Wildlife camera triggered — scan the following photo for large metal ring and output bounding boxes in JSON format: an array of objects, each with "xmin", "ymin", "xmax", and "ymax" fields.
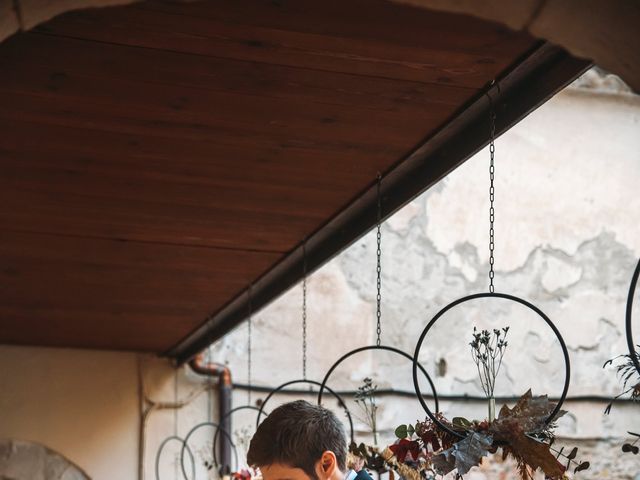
[
  {"xmin": 256, "ymin": 379, "xmax": 355, "ymax": 445},
  {"xmin": 212, "ymin": 405, "xmax": 267, "ymax": 470},
  {"xmin": 626, "ymin": 259, "xmax": 640, "ymax": 374},
  {"xmin": 180, "ymin": 422, "xmax": 238, "ymax": 480},
  {"xmin": 156, "ymin": 435, "xmax": 195, "ymax": 480},
  {"xmin": 412, "ymin": 292, "xmax": 570, "ymax": 439},
  {"xmin": 317, "ymin": 344, "xmax": 440, "ymax": 414}
]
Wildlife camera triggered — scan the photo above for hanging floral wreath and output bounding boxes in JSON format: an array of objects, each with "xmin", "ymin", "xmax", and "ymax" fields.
[{"xmin": 388, "ymin": 327, "xmax": 590, "ymax": 480}]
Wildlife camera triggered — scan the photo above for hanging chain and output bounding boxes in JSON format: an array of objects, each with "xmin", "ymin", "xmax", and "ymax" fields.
[
  {"xmin": 174, "ymin": 368, "xmax": 179, "ymax": 479},
  {"xmin": 376, "ymin": 174, "xmax": 382, "ymax": 347},
  {"xmin": 302, "ymin": 243, "xmax": 308, "ymax": 380},
  {"xmin": 173, "ymin": 369, "xmax": 179, "ymax": 435},
  {"xmin": 488, "ymin": 90, "xmax": 497, "ymax": 293},
  {"xmin": 206, "ymin": 345, "xmax": 212, "ymax": 422},
  {"xmin": 247, "ymin": 285, "xmax": 253, "ymax": 405}
]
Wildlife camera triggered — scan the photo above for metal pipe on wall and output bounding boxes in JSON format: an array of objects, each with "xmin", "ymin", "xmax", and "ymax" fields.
[{"xmin": 189, "ymin": 354, "xmax": 233, "ymax": 475}]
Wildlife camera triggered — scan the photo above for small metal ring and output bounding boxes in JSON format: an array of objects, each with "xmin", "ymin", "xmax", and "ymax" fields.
[
  {"xmin": 156, "ymin": 435, "xmax": 195, "ymax": 480},
  {"xmin": 412, "ymin": 292, "xmax": 570, "ymax": 439},
  {"xmin": 256, "ymin": 379, "xmax": 355, "ymax": 445},
  {"xmin": 626, "ymin": 259, "xmax": 640, "ymax": 374},
  {"xmin": 317, "ymin": 345, "xmax": 440, "ymax": 415},
  {"xmin": 180, "ymin": 422, "xmax": 238, "ymax": 480},
  {"xmin": 212, "ymin": 405, "xmax": 267, "ymax": 470}
]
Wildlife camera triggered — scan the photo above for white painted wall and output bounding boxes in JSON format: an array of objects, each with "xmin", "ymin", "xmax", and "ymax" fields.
[
  {"xmin": 0, "ymin": 346, "xmax": 220, "ymax": 480},
  {"xmin": 0, "ymin": 346, "xmax": 140, "ymax": 479}
]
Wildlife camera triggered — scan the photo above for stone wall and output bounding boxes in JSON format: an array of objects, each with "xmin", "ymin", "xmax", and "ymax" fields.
[{"xmin": 210, "ymin": 70, "xmax": 640, "ymax": 479}]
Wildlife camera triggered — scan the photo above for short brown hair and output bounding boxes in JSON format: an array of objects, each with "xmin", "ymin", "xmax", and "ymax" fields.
[{"xmin": 247, "ymin": 400, "xmax": 347, "ymax": 478}]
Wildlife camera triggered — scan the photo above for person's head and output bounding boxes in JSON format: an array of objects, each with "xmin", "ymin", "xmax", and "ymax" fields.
[{"xmin": 247, "ymin": 400, "xmax": 347, "ymax": 480}]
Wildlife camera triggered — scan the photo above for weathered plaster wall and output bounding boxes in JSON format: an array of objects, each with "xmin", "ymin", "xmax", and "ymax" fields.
[{"xmin": 211, "ymin": 71, "xmax": 640, "ymax": 479}]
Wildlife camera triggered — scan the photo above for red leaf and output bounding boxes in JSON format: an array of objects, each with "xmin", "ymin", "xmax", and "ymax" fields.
[{"xmin": 389, "ymin": 439, "xmax": 421, "ymax": 461}]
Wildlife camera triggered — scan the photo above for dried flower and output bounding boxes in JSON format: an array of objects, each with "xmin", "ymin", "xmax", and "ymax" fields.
[
  {"xmin": 470, "ymin": 326, "xmax": 509, "ymax": 399},
  {"xmin": 354, "ymin": 377, "xmax": 379, "ymax": 445}
]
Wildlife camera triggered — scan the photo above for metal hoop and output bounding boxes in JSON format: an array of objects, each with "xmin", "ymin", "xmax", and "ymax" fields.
[
  {"xmin": 180, "ymin": 422, "xmax": 239, "ymax": 480},
  {"xmin": 626, "ymin": 259, "xmax": 640, "ymax": 374},
  {"xmin": 412, "ymin": 292, "xmax": 570, "ymax": 439},
  {"xmin": 256, "ymin": 379, "xmax": 355, "ymax": 445},
  {"xmin": 317, "ymin": 345, "xmax": 440, "ymax": 414},
  {"xmin": 155, "ymin": 435, "xmax": 195, "ymax": 480},
  {"xmin": 212, "ymin": 406, "xmax": 267, "ymax": 470}
]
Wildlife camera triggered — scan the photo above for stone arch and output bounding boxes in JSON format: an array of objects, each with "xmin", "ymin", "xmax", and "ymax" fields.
[{"xmin": 0, "ymin": 439, "xmax": 90, "ymax": 480}]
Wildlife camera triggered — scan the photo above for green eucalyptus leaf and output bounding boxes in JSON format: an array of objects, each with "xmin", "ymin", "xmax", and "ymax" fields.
[{"xmin": 394, "ymin": 424, "xmax": 408, "ymax": 439}]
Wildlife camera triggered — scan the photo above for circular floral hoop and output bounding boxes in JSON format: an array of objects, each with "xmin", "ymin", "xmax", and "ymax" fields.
[
  {"xmin": 180, "ymin": 422, "xmax": 238, "ymax": 480},
  {"xmin": 412, "ymin": 292, "xmax": 570, "ymax": 439},
  {"xmin": 155, "ymin": 435, "xmax": 195, "ymax": 480},
  {"xmin": 211, "ymin": 405, "xmax": 267, "ymax": 470},
  {"xmin": 626, "ymin": 259, "xmax": 640, "ymax": 375},
  {"xmin": 317, "ymin": 345, "xmax": 440, "ymax": 413},
  {"xmin": 256, "ymin": 379, "xmax": 355, "ymax": 444}
]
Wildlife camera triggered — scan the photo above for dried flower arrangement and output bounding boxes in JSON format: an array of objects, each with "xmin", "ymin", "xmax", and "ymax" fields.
[{"xmin": 386, "ymin": 327, "xmax": 590, "ymax": 479}]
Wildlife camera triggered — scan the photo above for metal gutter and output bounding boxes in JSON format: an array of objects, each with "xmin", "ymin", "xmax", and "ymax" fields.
[{"xmin": 166, "ymin": 41, "xmax": 591, "ymax": 365}]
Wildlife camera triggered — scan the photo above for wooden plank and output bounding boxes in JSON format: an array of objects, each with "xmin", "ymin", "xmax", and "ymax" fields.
[
  {"xmin": 0, "ymin": 230, "xmax": 282, "ymax": 351},
  {"xmin": 0, "ymin": 33, "xmax": 476, "ymax": 112},
  {"xmin": 34, "ymin": 2, "xmax": 536, "ymax": 86},
  {"xmin": 0, "ymin": 115, "xmax": 406, "ymax": 251},
  {"xmin": 0, "ymin": 118, "xmax": 392, "ymax": 185},
  {"xmin": 0, "ymin": 87, "xmax": 434, "ymax": 154}
]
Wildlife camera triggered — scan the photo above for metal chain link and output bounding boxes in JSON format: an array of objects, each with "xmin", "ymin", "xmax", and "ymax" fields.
[
  {"xmin": 302, "ymin": 243, "xmax": 308, "ymax": 379},
  {"xmin": 247, "ymin": 285, "xmax": 252, "ymax": 405},
  {"xmin": 488, "ymin": 92, "xmax": 497, "ymax": 293},
  {"xmin": 376, "ymin": 174, "xmax": 382, "ymax": 346},
  {"xmin": 173, "ymin": 369, "xmax": 179, "ymax": 435},
  {"xmin": 207, "ymin": 345, "xmax": 213, "ymax": 422}
]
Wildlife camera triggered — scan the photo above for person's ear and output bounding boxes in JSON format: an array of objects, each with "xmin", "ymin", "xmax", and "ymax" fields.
[{"xmin": 315, "ymin": 451, "xmax": 338, "ymax": 480}]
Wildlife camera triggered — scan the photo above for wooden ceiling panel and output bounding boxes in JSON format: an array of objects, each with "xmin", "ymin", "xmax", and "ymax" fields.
[
  {"xmin": 33, "ymin": 1, "xmax": 532, "ymax": 87},
  {"xmin": 0, "ymin": 0, "xmax": 548, "ymax": 353},
  {"xmin": 0, "ymin": 231, "xmax": 281, "ymax": 351},
  {"xmin": 0, "ymin": 118, "xmax": 402, "ymax": 251},
  {"xmin": 0, "ymin": 34, "xmax": 473, "ymax": 111}
]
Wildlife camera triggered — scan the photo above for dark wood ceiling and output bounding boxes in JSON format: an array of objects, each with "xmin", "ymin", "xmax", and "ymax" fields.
[{"xmin": 0, "ymin": 0, "xmax": 543, "ymax": 353}]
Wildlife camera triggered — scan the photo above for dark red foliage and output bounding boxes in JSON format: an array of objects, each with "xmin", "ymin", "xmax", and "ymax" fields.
[
  {"xmin": 389, "ymin": 439, "xmax": 421, "ymax": 461},
  {"xmin": 419, "ymin": 430, "xmax": 441, "ymax": 452}
]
